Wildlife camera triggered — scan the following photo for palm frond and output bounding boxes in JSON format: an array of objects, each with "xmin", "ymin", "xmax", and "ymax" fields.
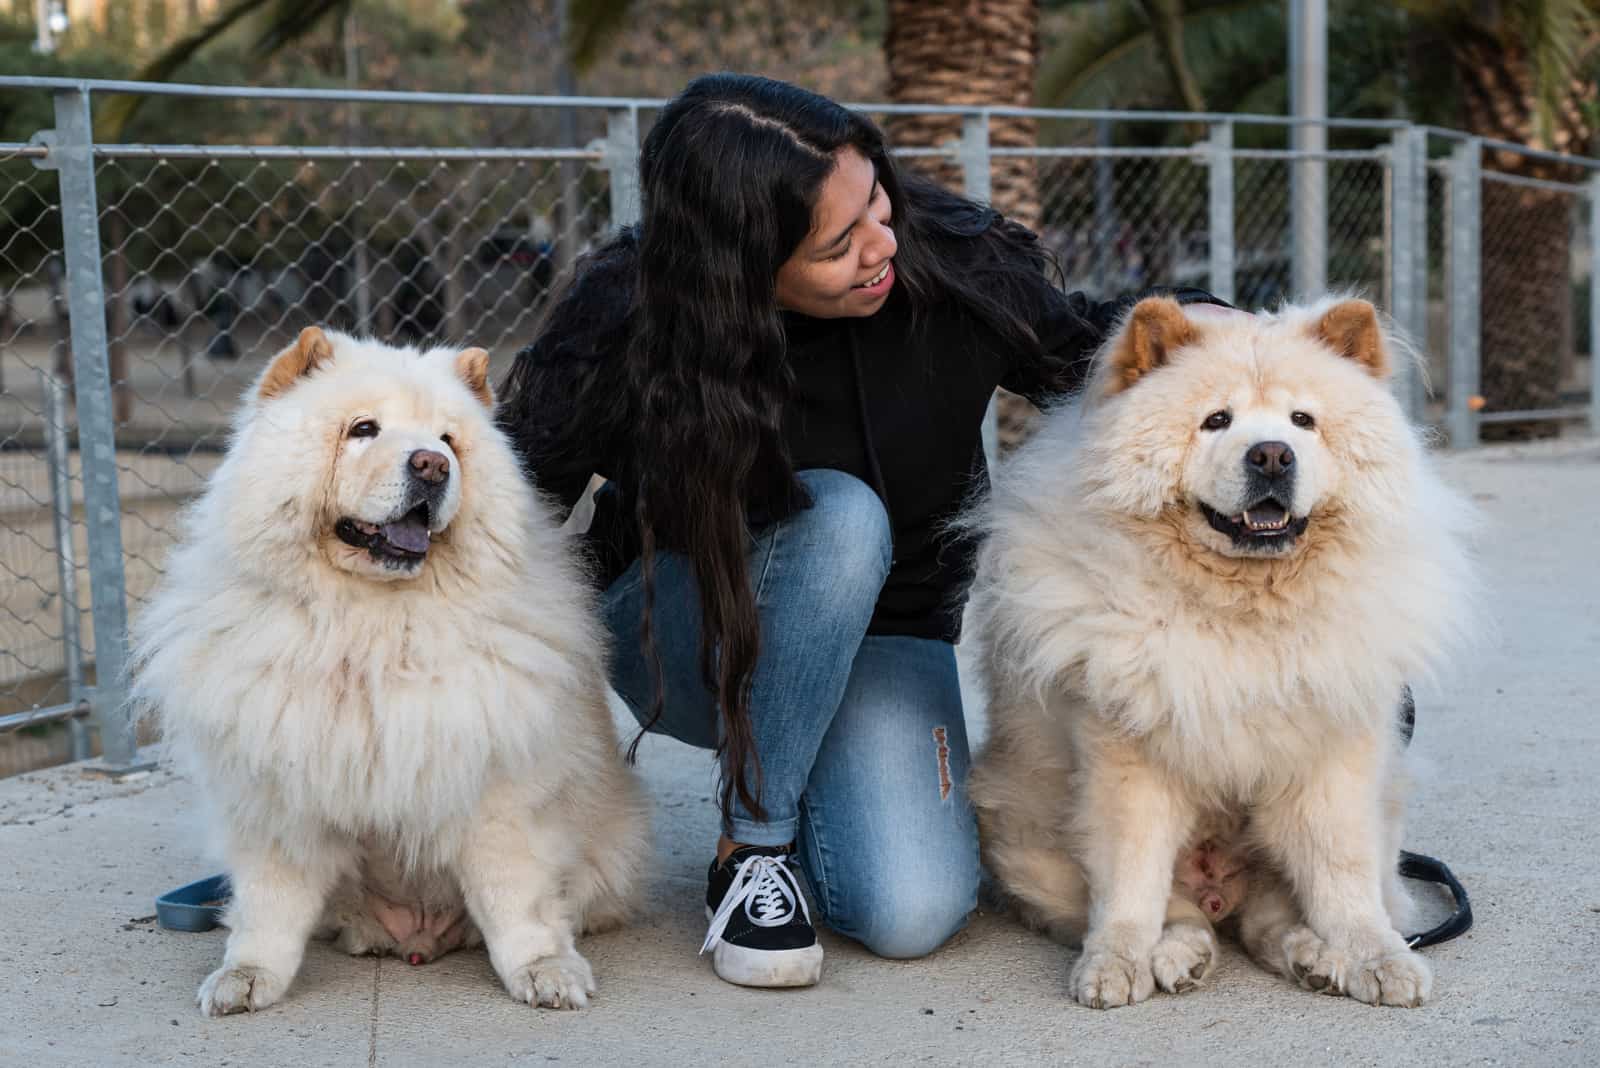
[
  {"xmin": 1508, "ymin": 0, "xmax": 1600, "ymax": 143},
  {"xmin": 1038, "ymin": 0, "xmax": 1160, "ymax": 108},
  {"xmin": 1039, "ymin": 0, "xmax": 1274, "ymax": 112}
]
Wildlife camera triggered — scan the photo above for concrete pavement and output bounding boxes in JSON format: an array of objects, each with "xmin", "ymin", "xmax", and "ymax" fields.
[{"xmin": 2, "ymin": 437, "xmax": 1597, "ymax": 1066}]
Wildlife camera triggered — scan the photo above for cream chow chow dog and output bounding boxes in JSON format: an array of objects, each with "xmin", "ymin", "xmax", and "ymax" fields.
[
  {"xmin": 131, "ymin": 327, "xmax": 647, "ymax": 1015},
  {"xmin": 967, "ymin": 297, "xmax": 1474, "ymax": 1009}
]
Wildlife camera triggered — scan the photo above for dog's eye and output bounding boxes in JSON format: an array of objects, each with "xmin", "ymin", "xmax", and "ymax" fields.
[
  {"xmin": 1201, "ymin": 410, "xmax": 1232, "ymax": 431},
  {"xmin": 1290, "ymin": 411, "xmax": 1316, "ymax": 429},
  {"xmin": 349, "ymin": 419, "xmax": 380, "ymax": 439}
]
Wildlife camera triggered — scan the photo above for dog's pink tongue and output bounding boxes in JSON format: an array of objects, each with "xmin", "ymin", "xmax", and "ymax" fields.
[{"xmin": 381, "ymin": 516, "xmax": 430, "ymax": 554}]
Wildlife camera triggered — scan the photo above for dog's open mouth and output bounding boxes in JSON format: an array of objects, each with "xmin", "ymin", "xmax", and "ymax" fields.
[
  {"xmin": 1199, "ymin": 497, "xmax": 1310, "ymax": 549},
  {"xmin": 335, "ymin": 503, "xmax": 434, "ymax": 567}
]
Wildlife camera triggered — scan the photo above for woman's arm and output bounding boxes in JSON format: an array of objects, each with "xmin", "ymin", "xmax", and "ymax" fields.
[
  {"xmin": 1001, "ymin": 281, "xmax": 1229, "ymax": 408},
  {"xmin": 496, "ymin": 237, "xmax": 638, "ymax": 517},
  {"xmin": 499, "ymin": 335, "xmax": 606, "ymax": 516}
]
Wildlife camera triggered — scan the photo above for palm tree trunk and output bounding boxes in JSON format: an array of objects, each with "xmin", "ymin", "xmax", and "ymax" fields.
[
  {"xmin": 885, "ymin": 0, "xmax": 1041, "ymax": 449},
  {"xmin": 884, "ymin": 0, "xmax": 1041, "ymax": 228}
]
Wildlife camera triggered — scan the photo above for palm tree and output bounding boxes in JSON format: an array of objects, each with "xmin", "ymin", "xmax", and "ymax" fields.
[
  {"xmin": 1041, "ymin": 0, "xmax": 1600, "ymax": 438},
  {"xmin": 883, "ymin": 0, "xmax": 1042, "ymax": 227},
  {"xmin": 881, "ymin": 1, "xmax": 1045, "ymax": 448}
]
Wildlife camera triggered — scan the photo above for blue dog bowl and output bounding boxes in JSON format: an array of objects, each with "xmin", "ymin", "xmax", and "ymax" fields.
[{"xmin": 156, "ymin": 874, "xmax": 230, "ymax": 932}]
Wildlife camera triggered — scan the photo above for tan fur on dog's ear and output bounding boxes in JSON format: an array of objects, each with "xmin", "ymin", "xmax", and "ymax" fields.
[
  {"xmin": 1104, "ymin": 297, "xmax": 1198, "ymax": 395},
  {"xmin": 259, "ymin": 326, "xmax": 334, "ymax": 399},
  {"xmin": 455, "ymin": 347, "xmax": 493, "ymax": 409},
  {"xmin": 1315, "ymin": 299, "xmax": 1389, "ymax": 378}
]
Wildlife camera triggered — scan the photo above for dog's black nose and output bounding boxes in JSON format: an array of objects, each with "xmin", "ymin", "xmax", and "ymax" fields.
[
  {"xmin": 1246, "ymin": 441, "xmax": 1294, "ymax": 478},
  {"xmin": 409, "ymin": 449, "xmax": 450, "ymax": 485}
]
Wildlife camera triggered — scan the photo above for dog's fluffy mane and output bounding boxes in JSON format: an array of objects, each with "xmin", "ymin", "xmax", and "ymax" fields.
[
  {"xmin": 963, "ymin": 299, "xmax": 1477, "ymax": 792},
  {"xmin": 128, "ymin": 333, "xmax": 609, "ymax": 872}
]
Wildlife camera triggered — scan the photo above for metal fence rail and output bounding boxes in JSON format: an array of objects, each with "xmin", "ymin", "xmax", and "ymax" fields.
[{"xmin": 0, "ymin": 77, "xmax": 1595, "ymax": 777}]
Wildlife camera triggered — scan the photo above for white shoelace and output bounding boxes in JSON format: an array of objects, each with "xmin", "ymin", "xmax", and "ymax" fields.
[{"xmin": 700, "ymin": 852, "xmax": 811, "ymax": 955}]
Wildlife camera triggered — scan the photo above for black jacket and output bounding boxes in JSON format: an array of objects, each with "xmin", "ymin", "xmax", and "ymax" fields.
[{"xmin": 504, "ymin": 236, "xmax": 1219, "ymax": 643}]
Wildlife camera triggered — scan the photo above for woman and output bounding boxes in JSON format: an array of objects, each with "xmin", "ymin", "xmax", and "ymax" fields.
[{"xmin": 499, "ymin": 73, "xmax": 1224, "ymax": 989}]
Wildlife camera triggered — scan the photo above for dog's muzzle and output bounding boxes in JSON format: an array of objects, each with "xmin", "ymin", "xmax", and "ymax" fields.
[
  {"xmin": 335, "ymin": 451, "xmax": 454, "ymax": 568},
  {"xmin": 1197, "ymin": 440, "xmax": 1309, "ymax": 551},
  {"xmin": 335, "ymin": 500, "xmax": 435, "ymax": 567}
]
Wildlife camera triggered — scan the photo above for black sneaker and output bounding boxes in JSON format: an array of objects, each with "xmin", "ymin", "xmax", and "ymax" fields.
[{"xmin": 701, "ymin": 844, "xmax": 823, "ymax": 988}]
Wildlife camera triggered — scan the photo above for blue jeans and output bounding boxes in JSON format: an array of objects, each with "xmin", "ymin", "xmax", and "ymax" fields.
[{"xmin": 603, "ymin": 469, "xmax": 980, "ymax": 959}]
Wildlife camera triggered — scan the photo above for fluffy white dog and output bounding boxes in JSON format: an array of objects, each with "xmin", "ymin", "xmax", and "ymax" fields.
[
  {"xmin": 132, "ymin": 327, "xmax": 647, "ymax": 1014},
  {"xmin": 968, "ymin": 298, "xmax": 1475, "ymax": 1009}
]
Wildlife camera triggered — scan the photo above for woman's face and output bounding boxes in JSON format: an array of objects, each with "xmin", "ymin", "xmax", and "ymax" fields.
[{"xmin": 774, "ymin": 147, "xmax": 898, "ymax": 319}]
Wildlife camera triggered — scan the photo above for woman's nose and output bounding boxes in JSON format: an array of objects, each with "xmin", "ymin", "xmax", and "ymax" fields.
[{"xmin": 862, "ymin": 222, "xmax": 897, "ymax": 266}]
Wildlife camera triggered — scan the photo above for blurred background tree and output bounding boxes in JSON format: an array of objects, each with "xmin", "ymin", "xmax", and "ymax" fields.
[
  {"xmin": 7, "ymin": 0, "xmax": 1596, "ymax": 435},
  {"xmin": 1040, "ymin": 0, "xmax": 1600, "ymax": 436}
]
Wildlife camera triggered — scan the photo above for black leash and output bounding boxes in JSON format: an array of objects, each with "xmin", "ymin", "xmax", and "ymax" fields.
[
  {"xmin": 1397, "ymin": 849, "xmax": 1473, "ymax": 949},
  {"xmin": 1395, "ymin": 685, "xmax": 1473, "ymax": 950}
]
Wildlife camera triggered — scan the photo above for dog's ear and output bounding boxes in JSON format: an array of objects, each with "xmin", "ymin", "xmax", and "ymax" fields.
[
  {"xmin": 455, "ymin": 347, "xmax": 493, "ymax": 409},
  {"xmin": 1314, "ymin": 299, "xmax": 1388, "ymax": 378},
  {"xmin": 1103, "ymin": 297, "xmax": 1197, "ymax": 395},
  {"xmin": 259, "ymin": 326, "xmax": 334, "ymax": 399}
]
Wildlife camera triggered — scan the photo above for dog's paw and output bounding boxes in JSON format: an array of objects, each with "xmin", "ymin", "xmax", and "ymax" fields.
[
  {"xmin": 1151, "ymin": 922, "xmax": 1216, "ymax": 994},
  {"xmin": 504, "ymin": 952, "xmax": 596, "ymax": 1010},
  {"xmin": 1071, "ymin": 948, "xmax": 1155, "ymax": 1009},
  {"xmin": 1344, "ymin": 949, "xmax": 1432, "ymax": 1008},
  {"xmin": 1281, "ymin": 927, "xmax": 1430, "ymax": 1007},
  {"xmin": 197, "ymin": 964, "xmax": 289, "ymax": 1016},
  {"xmin": 1282, "ymin": 926, "xmax": 1350, "ymax": 995},
  {"xmin": 333, "ymin": 921, "xmax": 387, "ymax": 958}
]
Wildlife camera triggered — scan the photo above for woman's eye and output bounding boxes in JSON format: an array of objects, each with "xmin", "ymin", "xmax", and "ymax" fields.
[
  {"xmin": 1291, "ymin": 411, "xmax": 1316, "ymax": 429},
  {"xmin": 823, "ymin": 240, "xmax": 851, "ymax": 262},
  {"xmin": 349, "ymin": 419, "xmax": 380, "ymax": 438},
  {"xmin": 1201, "ymin": 410, "xmax": 1232, "ymax": 431}
]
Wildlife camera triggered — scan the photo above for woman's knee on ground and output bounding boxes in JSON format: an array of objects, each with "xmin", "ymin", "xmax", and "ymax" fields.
[
  {"xmin": 787, "ymin": 469, "xmax": 893, "ymax": 592},
  {"xmin": 828, "ymin": 871, "xmax": 977, "ymax": 960}
]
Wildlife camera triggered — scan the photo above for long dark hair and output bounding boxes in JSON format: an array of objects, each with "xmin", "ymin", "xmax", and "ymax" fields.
[{"xmin": 501, "ymin": 73, "xmax": 1060, "ymax": 826}]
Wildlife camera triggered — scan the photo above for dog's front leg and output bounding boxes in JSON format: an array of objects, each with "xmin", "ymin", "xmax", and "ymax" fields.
[
  {"xmin": 457, "ymin": 784, "xmax": 594, "ymax": 1010},
  {"xmin": 1254, "ymin": 743, "xmax": 1431, "ymax": 1007},
  {"xmin": 1070, "ymin": 730, "xmax": 1194, "ymax": 1009},
  {"xmin": 199, "ymin": 837, "xmax": 341, "ymax": 1016}
]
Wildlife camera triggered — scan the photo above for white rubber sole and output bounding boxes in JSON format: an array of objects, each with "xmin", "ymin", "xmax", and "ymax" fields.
[{"xmin": 703, "ymin": 905, "xmax": 824, "ymax": 988}]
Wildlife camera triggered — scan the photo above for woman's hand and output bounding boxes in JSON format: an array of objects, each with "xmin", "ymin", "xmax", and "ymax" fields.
[{"xmin": 1183, "ymin": 302, "xmax": 1254, "ymax": 323}]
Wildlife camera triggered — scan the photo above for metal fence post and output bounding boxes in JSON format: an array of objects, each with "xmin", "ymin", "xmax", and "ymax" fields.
[
  {"xmin": 963, "ymin": 111, "xmax": 996, "ymax": 467},
  {"xmin": 1409, "ymin": 130, "xmax": 1429, "ymax": 356},
  {"xmin": 604, "ymin": 105, "xmax": 640, "ymax": 230},
  {"xmin": 1093, "ymin": 117, "xmax": 1115, "ymax": 295},
  {"xmin": 37, "ymin": 87, "xmax": 147, "ymax": 774},
  {"xmin": 1290, "ymin": 2, "xmax": 1328, "ymax": 299},
  {"xmin": 1590, "ymin": 174, "xmax": 1600, "ymax": 436},
  {"xmin": 959, "ymin": 111, "xmax": 991, "ymax": 206},
  {"xmin": 42, "ymin": 369, "xmax": 89, "ymax": 763},
  {"xmin": 1207, "ymin": 121, "xmax": 1236, "ymax": 306},
  {"xmin": 1387, "ymin": 125, "xmax": 1424, "ymax": 421},
  {"xmin": 1446, "ymin": 138, "xmax": 1482, "ymax": 448}
]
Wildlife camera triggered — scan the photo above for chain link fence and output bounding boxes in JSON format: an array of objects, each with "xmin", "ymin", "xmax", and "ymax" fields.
[
  {"xmin": 0, "ymin": 140, "xmax": 93, "ymax": 771},
  {"xmin": 90, "ymin": 148, "xmax": 613, "ymax": 628},
  {"xmin": 0, "ymin": 79, "xmax": 1595, "ymax": 778}
]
